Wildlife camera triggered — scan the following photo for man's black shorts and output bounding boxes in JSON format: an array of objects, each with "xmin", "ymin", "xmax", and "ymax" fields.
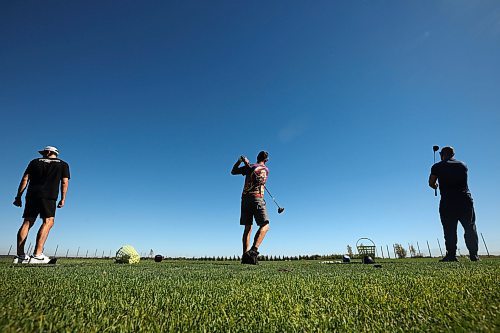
[
  {"xmin": 23, "ymin": 197, "xmax": 57, "ymax": 219},
  {"xmin": 240, "ymin": 196, "xmax": 269, "ymax": 226}
]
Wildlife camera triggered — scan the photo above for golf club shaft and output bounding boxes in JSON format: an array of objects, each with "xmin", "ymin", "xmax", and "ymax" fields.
[
  {"xmin": 265, "ymin": 186, "xmax": 281, "ymax": 209},
  {"xmin": 433, "ymin": 150, "xmax": 437, "ymax": 196}
]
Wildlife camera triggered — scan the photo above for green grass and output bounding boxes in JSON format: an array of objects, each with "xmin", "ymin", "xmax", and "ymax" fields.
[{"xmin": 1, "ymin": 258, "xmax": 499, "ymax": 332}]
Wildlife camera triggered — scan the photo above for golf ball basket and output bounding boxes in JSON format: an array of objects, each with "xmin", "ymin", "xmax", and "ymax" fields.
[
  {"xmin": 356, "ymin": 238, "xmax": 376, "ymax": 261},
  {"xmin": 115, "ymin": 245, "xmax": 140, "ymax": 264}
]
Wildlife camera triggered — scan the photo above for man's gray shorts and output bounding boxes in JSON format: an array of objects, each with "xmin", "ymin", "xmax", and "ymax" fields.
[{"xmin": 240, "ymin": 196, "xmax": 269, "ymax": 226}]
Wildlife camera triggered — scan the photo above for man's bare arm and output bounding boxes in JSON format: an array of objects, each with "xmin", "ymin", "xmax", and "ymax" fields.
[
  {"xmin": 58, "ymin": 177, "xmax": 69, "ymax": 208},
  {"xmin": 231, "ymin": 156, "xmax": 249, "ymax": 175},
  {"xmin": 428, "ymin": 174, "xmax": 438, "ymax": 189},
  {"xmin": 13, "ymin": 174, "xmax": 29, "ymax": 207}
]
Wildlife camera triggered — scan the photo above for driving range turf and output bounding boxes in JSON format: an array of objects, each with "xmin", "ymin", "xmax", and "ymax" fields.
[{"xmin": 1, "ymin": 258, "xmax": 499, "ymax": 332}]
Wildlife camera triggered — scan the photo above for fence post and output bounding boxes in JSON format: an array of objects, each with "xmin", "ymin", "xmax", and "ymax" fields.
[
  {"xmin": 386, "ymin": 245, "xmax": 390, "ymax": 259},
  {"xmin": 7, "ymin": 245, "xmax": 13, "ymax": 256},
  {"xmin": 437, "ymin": 238, "xmax": 443, "ymax": 256},
  {"xmin": 480, "ymin": 233, "xmax": 490, "ymax": 256},
  {"xmin": 54, "ymin": 245, "xmax": 59, "ymax": 257},
  {"xmin": 66, "ymin": 249, "xmax": 69, "ymax": 258},
  {"xmin": 76, "ymin": 246, "xmax": 80, "ymax": 257},
  {"xmin": 416, "ymin": 242, "xmax": 421, "ymax": 256},
  {"xmin": 426, "ymin": 240, "xmax": 432, "ymax": 257}
]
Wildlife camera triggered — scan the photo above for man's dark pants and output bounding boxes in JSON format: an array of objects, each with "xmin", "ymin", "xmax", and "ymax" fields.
[{"xmin": 439, "ymin": 196, "xmax": 478, "ymax": 256}]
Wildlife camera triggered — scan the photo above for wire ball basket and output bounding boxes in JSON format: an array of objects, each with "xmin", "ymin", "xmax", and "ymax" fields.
[{"xmin": 356, "ymin": 237, "xmax": 376, "ymax": 259}]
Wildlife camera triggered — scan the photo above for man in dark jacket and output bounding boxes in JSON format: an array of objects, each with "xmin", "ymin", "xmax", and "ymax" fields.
[
  {"xmin": 429, "ymin": 146, "xmax": 479, "ymax": 262},
  {"xmin": 13, "ymin": 146, "xmax": 70, "ymax": 264}
]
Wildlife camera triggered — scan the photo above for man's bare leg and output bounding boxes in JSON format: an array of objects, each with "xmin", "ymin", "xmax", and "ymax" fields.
[
  {"xmin": 242, "ymin": 225, "xmax": 252, "ymax": 253},
  {"xmin": 17, "ymin": 219, "xmax": 35, "ymax": 255},
  {"xmin": 33, "ymin": 217, "xmax": 54, "ymax": 256},
  {"xmin": 252, "ymin": 223, "xmax": 270, "ymax": 250}
]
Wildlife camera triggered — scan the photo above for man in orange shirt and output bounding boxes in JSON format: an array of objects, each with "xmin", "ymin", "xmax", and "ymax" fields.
[{"xmin": 231, "ymin": 151, "xmax": 270, "ymax": 265}]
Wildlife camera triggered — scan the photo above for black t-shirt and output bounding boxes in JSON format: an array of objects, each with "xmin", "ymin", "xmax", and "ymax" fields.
[
  {"xmin": 431, "ymin": 159, "xmax": 471, "ymax": 200},
  {"xmin": 25, "ymin": 158, "xmax": 71, "ymax": 200}
]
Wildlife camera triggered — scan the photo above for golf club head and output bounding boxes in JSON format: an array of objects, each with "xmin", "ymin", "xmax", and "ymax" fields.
[
  {"xmin": 433, "ymin": 145, "xmax": 439, "ymax": 152},
  {"xmin": 278, "ymin": 207, "xmax": 285, "ymax": 214}
]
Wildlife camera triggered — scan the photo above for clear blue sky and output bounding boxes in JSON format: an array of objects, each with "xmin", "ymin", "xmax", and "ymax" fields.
[{"xmin": 1, "ymin": 1, "xmax": 499, "ymax": 258}]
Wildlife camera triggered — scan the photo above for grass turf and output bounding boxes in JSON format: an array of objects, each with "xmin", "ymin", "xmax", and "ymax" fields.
[{"xmin": 1, "ymin": 258, "xmax": 499, "ymax": 332}]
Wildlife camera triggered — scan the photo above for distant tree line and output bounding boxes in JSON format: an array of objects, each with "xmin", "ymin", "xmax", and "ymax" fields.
[
  {"xmin": 144, "ymin": 240, "xmax": 450, "ymax": 261},
  {"xmin": 144, "ymin": 254, "xmax": 346, "ymax": 261}
]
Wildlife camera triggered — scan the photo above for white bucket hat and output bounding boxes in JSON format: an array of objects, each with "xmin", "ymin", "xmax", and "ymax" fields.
[{"xmin": 38, "ymin": 146, "xmax": 60, "ymax": 156}]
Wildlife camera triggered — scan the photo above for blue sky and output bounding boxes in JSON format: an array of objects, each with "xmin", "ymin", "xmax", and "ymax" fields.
[{"xmin": 1, "ymin": 1, "xmax": 499, "ymax": 258}]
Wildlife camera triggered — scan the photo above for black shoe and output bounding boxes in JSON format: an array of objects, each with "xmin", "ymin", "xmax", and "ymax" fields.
[
  {"xmin": 248, "ymin": 249, "xmax": 259, "ymax": 263},
  {"xmin": 439, "ymin": 255, "xmax": 459, "ymax": 262},
  {"xmin": 241, "ymin": 252, "xmax": 251, "ymax": 264},
  {"xmin": 241, "ymin": 249, "xmax": 259, "ymax": 265},
  {"xmin": 470, "ymin": 254, "xmax": 480, "ymax": 262},
  {"xmin": 241, "ymin": 251, "xmax": 256, "ymax": 265}
]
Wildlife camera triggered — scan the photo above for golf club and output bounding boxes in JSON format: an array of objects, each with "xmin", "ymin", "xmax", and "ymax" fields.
[
  {"xmin": 433, "ymin": 145, "xmax": 439, "ymax": 196},
  {"xmin": 265, "ymin": 186, "xmax": 285, "ymax": 214},
  {"xmin": 241, "ymin": 155, "xmax": 285, "ymax": 214}
]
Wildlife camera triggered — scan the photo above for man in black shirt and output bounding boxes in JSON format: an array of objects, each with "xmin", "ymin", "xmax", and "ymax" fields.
[
  {"xmin": 429, "ymin": 146, "xmax": 479, "ymax": 262},
  {"xmin": 13, "ymin": 146, "xmax": 70, "ymax": 264}
]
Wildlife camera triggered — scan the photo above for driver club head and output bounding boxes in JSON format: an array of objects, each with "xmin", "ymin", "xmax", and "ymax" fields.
[
  {"xmin": 433, "ymin": 145, "xmax": 440, "ymax": 152},
  {"xmin": 278, "ymin": 207, "xmax": 285, "ymax": 214}
]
